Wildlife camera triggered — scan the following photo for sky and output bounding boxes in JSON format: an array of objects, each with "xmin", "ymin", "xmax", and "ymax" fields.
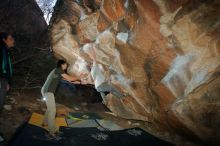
[{"xmin": 35, "ymin": 0, "xmax": 57, "ymax": 24}]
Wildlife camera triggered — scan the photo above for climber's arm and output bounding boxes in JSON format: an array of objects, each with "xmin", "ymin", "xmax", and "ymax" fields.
[
  {"xmin": 61, "ymin": 73, "xmax": 87, "ymax": 83},
  {"xmin": 61, "ymin": 73, "xmax": 80, "ymax": 82}
]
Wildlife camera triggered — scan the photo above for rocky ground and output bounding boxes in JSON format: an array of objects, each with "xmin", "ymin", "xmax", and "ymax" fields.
[{"xmin": 0, "ymin": 88, "xmax": 198, "ymax": 146}]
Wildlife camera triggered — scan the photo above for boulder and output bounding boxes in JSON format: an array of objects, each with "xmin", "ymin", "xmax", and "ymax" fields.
[
  {"xmin": 0, "ymin": 0, "xmax": 47, "ymax": 45},
  {"xmin": 50, "ymin": 0, "xmax": 220, "ymax": 144}
]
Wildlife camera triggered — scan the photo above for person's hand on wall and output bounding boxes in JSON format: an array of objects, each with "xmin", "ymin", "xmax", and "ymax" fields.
[{"xmin": 71, "ymin": 81, "xmax": 81, "ymax": 84}]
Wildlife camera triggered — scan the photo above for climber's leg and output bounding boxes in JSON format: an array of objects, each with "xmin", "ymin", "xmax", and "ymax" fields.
[{"xmin": 43, "ymin": 92, "xmax": 57, "ymax": 135}]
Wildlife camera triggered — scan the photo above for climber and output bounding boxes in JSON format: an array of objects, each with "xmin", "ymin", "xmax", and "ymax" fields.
[
  {"xmin": 0, "ymin": 32, "xmax": 14, "ymax": 111},
  {"xmin": 41, "ymin": 60, "xmax": 84, "ymax": 136}
]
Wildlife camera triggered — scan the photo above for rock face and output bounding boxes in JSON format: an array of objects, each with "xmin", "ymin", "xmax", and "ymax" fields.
[
  {"xmin": 0, "ymin": 0, "xmax": 51, "ymax": 88},
  {"xmin": 0, "ymin": 0, "xmax": 47, "ymax": 45},
  {"xmin": 50, "ymin": 0, "xmax": 220, "ymax": 144}
]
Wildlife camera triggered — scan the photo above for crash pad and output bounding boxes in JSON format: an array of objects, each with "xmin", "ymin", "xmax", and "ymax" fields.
[
  {"xmin": 28, "ymin": 112, "xmax": 67, "ymax": 130},
  {"xmin": 68, "ymin": 112, "xmax": 102, "ymax": 120},
  {"xmin": 9, "ymin": 124, "xmax": 175, "ymax": 146},
  {"xmin": 66, "ymin": 119, "xmax": 123, "ymax": 131},
  {"xmin": 67, "ymin": 112, "xmax": 123, "ymax": 131}
]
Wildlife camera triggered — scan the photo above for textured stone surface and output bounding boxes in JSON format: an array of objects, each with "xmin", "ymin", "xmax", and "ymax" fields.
[
  {"xmin": 0, "ymin": 0, "xmax": 47, "ymax": 45},
  {"xmin": 50, "ymin": 0, "xmax": 220, "ymax": 144},
  {"xmin": 0, "ymin": 0, "xmax": 51, "ymax": 88}
]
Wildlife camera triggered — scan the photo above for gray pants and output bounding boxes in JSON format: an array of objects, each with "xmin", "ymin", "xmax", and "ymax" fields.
[
  {"xmin": 43, "ymin": 92, "xmax": 57, "ymax": 134},
  {"xmin": 0, "ymin": 78, "xmax": 8, "ymax": 110}
]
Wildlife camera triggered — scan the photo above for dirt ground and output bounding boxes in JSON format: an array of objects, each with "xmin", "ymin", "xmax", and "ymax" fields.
[{"xmin": 0, "ymin": 88, "xmax": 195, "ymax": 146}]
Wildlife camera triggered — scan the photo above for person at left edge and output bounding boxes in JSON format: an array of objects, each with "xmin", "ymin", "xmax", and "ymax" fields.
[{"xmin": 0, "ymin": 32, "xmax": 14, "ymax": 111}]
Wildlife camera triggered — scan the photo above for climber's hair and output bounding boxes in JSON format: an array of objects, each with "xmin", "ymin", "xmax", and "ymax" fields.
[
  {"xmin": 57, "ymin": 60, "xmax": 66, "ymax": 68},
  {"xmin": 0, "ymin": 32, "xmax": 11, "ymax": 47}
]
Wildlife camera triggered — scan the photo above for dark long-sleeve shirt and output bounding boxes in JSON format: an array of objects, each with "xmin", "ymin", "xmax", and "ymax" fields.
[
  {"xmin": 41, "ymin": 68, "xmax": 64, "ymax": 96},
  {"xmin": 0, "ymin": 45, "xmax": 13, "ymax": 82}
]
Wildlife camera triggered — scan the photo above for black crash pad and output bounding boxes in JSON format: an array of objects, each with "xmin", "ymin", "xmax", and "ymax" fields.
[{"xmin": 9, "ymin": 124, "xmax": 175, "ymax": 146}]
